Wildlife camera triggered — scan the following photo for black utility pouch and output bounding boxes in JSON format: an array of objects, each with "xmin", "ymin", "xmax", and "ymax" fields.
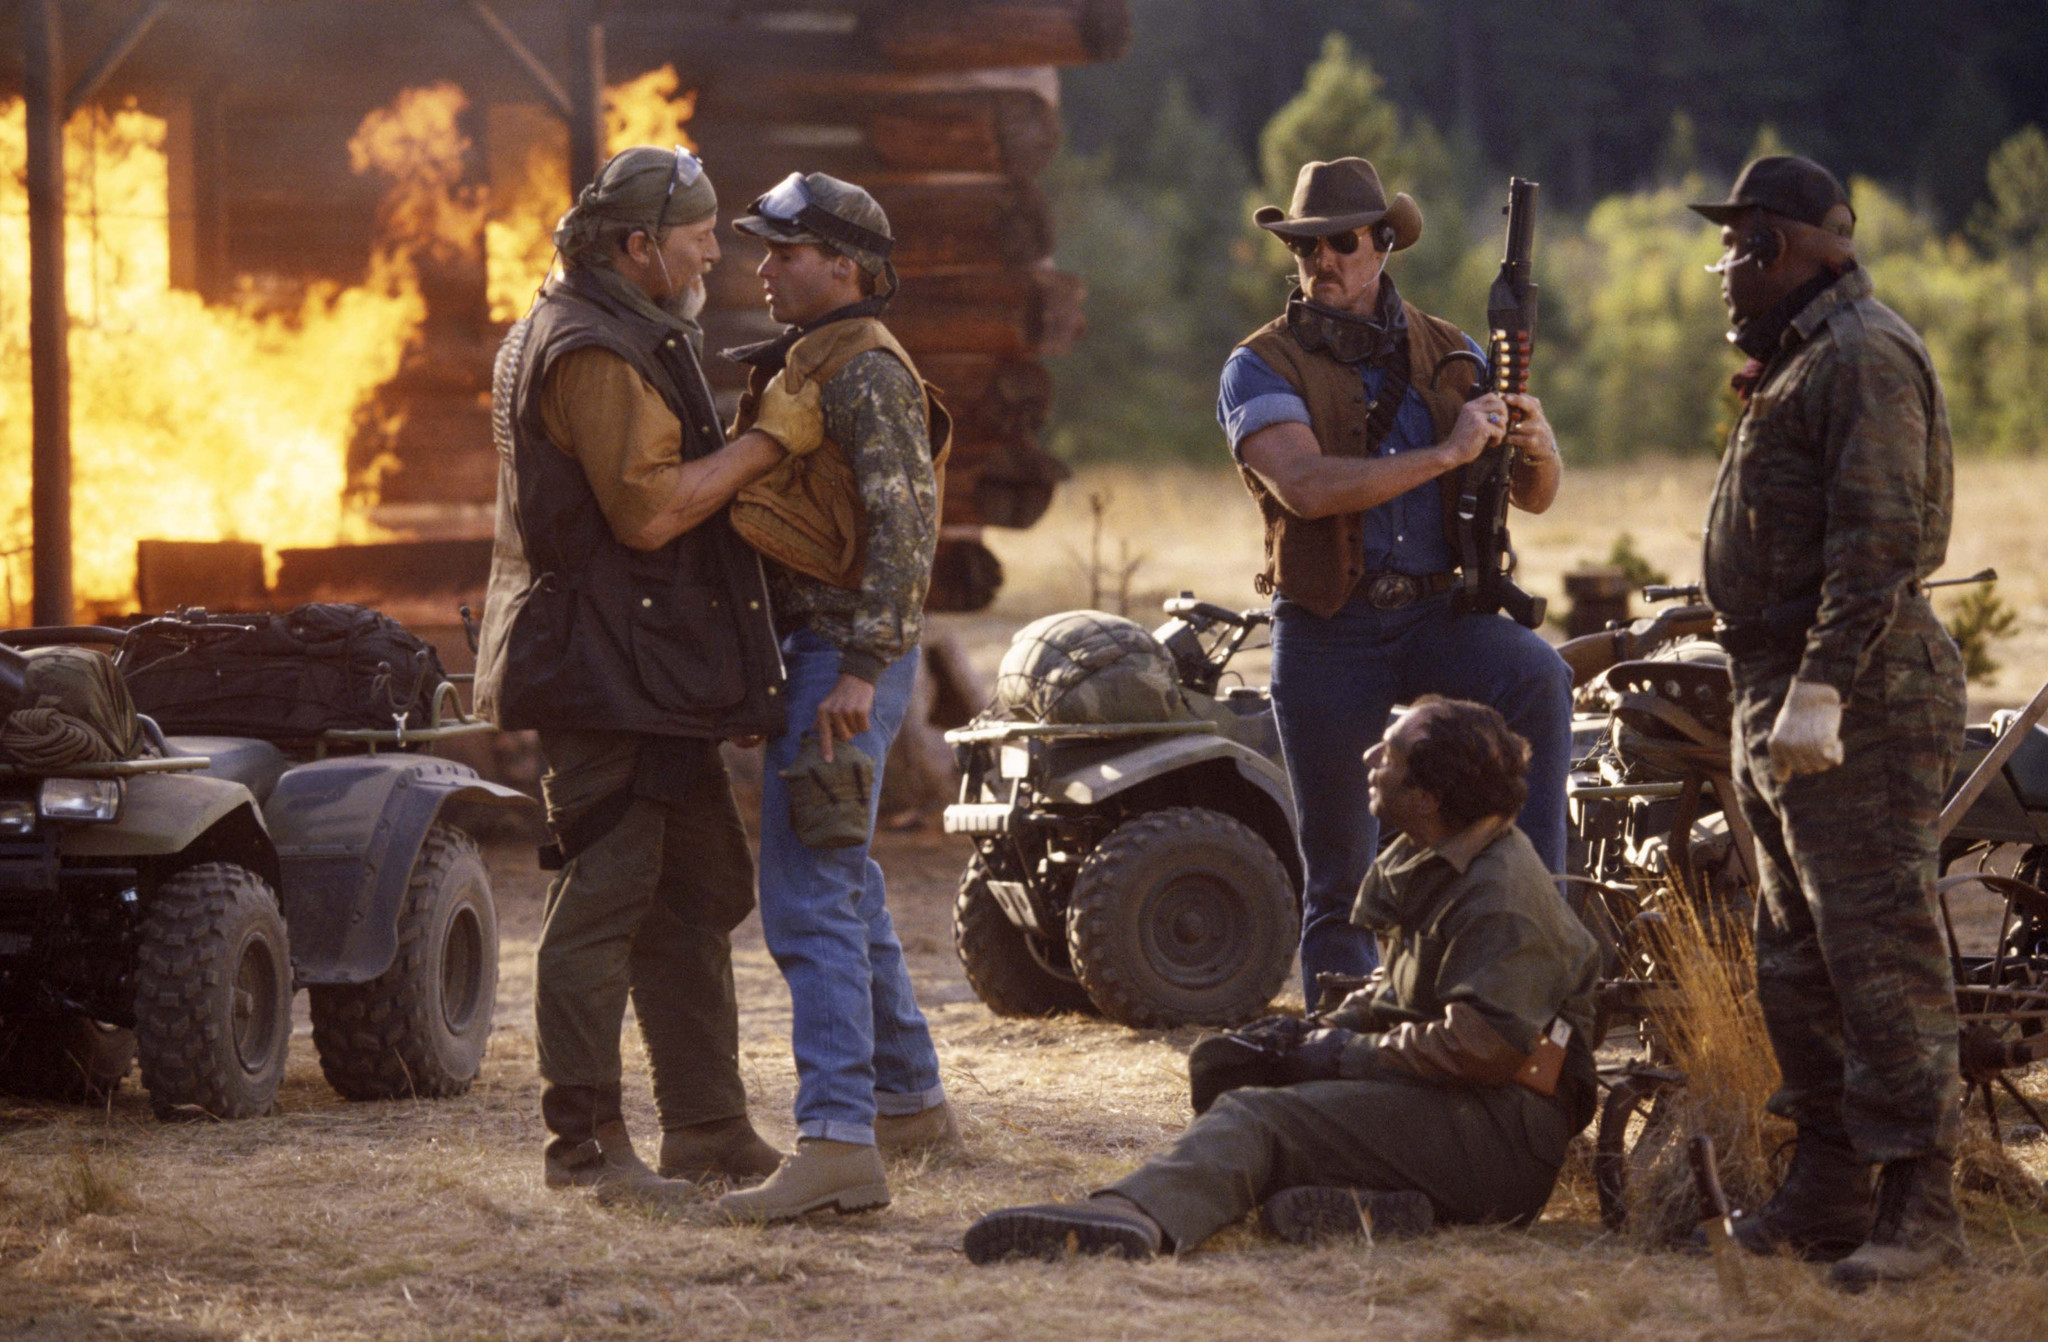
[{"xmin": 778, "ymin": 734, "xmax": 874, "ymax": 849}]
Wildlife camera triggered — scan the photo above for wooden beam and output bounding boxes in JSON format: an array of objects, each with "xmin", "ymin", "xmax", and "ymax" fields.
[
  {"xmin": 564, "ymin": 0, "xmax": 605, "ymax": 193},
  {"xmin": 24, "ymin": 0, "xmax": 72, "ymax": 625},
  {"xmin": 462, "ymin": 0, "xmax": 574, "ymax": 120},
  {"xmin": 66, "ymin": 0, "xmax": 173, "ymax": 114}
]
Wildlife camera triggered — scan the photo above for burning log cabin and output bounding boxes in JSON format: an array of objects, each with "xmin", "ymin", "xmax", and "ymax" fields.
[{"xmin": 1, "ymin": 0, "xmax": 1129, "ymax": 639}]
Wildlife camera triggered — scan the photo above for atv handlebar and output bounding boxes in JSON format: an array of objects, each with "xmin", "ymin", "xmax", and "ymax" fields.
[{"xmin": 1161, "ymin": 592, "xmax": 1270, "ymax": 631}]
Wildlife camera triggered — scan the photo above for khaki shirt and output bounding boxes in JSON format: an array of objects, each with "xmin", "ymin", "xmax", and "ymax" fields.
[
  {"xmin": 1341, "ymin": 818, "xmax": 1600, "ymax": 1075},
  {"xmin": 539, "ymin": 348, "xmax": 682, "ymax": 545}
]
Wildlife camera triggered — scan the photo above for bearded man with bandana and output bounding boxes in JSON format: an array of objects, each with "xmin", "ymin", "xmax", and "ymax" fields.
[
  {"xmin": 475, "ymin": 147, "xmax": 824, "ymax": 1207},
  {"xmin": 1218, "ymin": 157, "xmax": 1572, "ymax": 1007}
]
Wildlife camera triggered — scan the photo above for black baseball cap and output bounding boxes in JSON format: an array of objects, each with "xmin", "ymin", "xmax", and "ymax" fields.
[{"xmin": 1689, "ymin": 155, "xmax": 1854, "ymax": 230}]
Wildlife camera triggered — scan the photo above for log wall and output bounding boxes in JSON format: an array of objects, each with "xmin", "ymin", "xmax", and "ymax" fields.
[{"xmin": 2, "ymin": 0, "xmax": 1129, "ymax": 614}]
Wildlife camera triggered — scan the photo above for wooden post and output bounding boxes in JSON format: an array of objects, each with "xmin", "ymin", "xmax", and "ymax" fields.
[
  {"xmin": 24, "ymin": 0, "xmax": 72, "ymax": 626},
  {"xmin": 566, "ymin": 0, "xmax": 606, "ymax": 194}
]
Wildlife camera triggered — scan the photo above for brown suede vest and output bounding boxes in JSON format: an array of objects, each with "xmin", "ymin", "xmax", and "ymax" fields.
[
  {"xmin": 728, "ymin": 318, "xmax": 952, "ymax": 589},
  {"xmin": 1237, "ymin": 301, "xmax": 1484, "ymax": 617}
]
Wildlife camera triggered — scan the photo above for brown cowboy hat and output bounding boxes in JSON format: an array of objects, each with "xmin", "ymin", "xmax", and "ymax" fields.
[{"xmin": 1255, "ymin": 157, "xmax": 1423, "ymax": 250}]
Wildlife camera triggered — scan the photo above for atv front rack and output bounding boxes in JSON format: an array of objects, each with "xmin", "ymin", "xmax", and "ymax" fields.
[
  {"xmin": 0, "ymin": 754, "xmax": 212, "ymax": 780},
  {"xmin": 944, "ymin": 719, "xmax": 1219, "ymax": 746},
  {"xmin": 314, "ymin": 679, "xmax": 494, "ymax": 756}
]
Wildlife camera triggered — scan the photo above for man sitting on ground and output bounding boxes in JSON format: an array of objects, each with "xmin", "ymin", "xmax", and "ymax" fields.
[{"xmin": 964, "ymin": 697, "xmax": 1600, "ymax": 1261}]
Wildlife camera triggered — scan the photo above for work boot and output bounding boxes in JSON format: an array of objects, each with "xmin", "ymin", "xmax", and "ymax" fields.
[
  {"xmin": 546, "ymin": 1121, "xmax": 699, "ymax": 1211},
  {"xmin": 1258, "ymin": 1186, "xmax": 1436, "ymax": 1244},
  {"xmin": 876, "ymin": 1099, "xmax": 963, "ymax": 1156},
  {"xmin": 1829, "ymin": 1154, "xmax": 1967, "ymax": 1290},
  {"xmin": 963, "ymin": 1193, "xmax": 1163, "ymax": 1265},
  {"xmin": 713, "ymin": 1139, "xmax": 891, "ymax": 1222},
  {"xmin": 1731, "ymin": 1130, "xmax": 1874, "ymax": 1262},
  {"xmin": 658, "ymin": 1116, "xmax": 784, "ymax": 1182}
]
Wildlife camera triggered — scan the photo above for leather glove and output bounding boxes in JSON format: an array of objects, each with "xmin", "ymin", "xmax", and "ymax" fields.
[
  {"xmin": 1230, "ymin": 1014, "xmax": 1313, "ymax": 1055},
  {"xmin": 750, "ymin": 371, "xmax": 826, "ymax": 457},
  {"xmin": 1767, "ymin": 678, "xmax": 1844, "ymax": 782},
  {"xmin": 1278, "ymin": 1027, "xmax": 1358, "ymax": 1084}
]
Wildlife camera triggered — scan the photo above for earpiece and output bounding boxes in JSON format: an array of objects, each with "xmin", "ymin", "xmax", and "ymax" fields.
[
  {"xmin": 1745, "ymin": 225, "xmax": 1782, "ymax": 268},
  {"xmin": 1373, "ymin": 222, "xmax": 1397, "ymax": 252}
]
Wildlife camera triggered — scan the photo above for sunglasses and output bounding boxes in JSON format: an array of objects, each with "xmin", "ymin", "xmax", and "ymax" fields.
[
  {"xmin": 1284, "ymin": 229, "xmax": 1362, "ymax": 260},
  {"xmin": 649, "ymin": 145, "xmax": 706, "ymax": 238}
]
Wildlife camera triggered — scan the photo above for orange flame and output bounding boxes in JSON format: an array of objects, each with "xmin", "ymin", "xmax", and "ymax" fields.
[
  {"xmin": 0, "ymin": 99, "xmax": 426, "ymax": 617},
  {"xmin": 0, "ymin": 70, "xmax": 697, "ymax": 617}
]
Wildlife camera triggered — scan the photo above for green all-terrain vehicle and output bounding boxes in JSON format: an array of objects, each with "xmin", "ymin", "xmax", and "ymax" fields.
[
  {"xmin": 0, "ymin": 609, "xmax": 531, "ymax": 1120},
  {"xmin": 945, "ymin": 595, "xmax": 1301, "ymax": 1029}
]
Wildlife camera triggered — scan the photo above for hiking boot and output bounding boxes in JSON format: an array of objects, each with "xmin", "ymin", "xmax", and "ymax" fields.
[
  {"xmin": 963, "ymin": 1195, "xmax": 1163, "ymax": 1265},
  {"xmin": 546, "ymin": 1121, "xmax": 698, "ymax": 1211},
  {"xmin": 876, "ymin": 1099, "xmax": 962, "ymax": 1156},
  {"xmin": 1731, "ymin": 1130, "xmax": 1874, "ymax": 1262},
  {"xmin": 712, "ymin": 1139, "xmax": 891, "ymax": 1222},
  {"xmin": 1258, "ymin": 1186, "xmax": 1435, "ymax": 1244},
  {"xmin": 1829, "ymin": 1154, "xmax": 1967, "ymax": 1290},
  {"xmin": 658, "ymin": 1116, "xmax": 784, "ymax": 1182}
]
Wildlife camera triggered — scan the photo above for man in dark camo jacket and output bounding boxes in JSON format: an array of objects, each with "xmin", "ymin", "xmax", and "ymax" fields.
[{"xmin": 1693, "ymin": 156, "xmax": 1968, "ymax": 1288}]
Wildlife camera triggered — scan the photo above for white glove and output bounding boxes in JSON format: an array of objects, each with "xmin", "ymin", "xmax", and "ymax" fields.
[{"xmin": 1767, "ymin": 679, "xmax": 1844, "ymax": 782}]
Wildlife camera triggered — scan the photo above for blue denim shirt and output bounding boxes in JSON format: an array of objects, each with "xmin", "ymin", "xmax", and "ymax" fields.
[{"xmin": 1218, "ymin": 339, "xmax": 1482, "ymax": 577}]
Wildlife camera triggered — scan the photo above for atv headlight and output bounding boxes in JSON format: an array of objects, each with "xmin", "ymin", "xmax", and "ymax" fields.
[
  {"xmin": 0, "ymin": 798, "xmax": 34, "ymax": 837},
  {"xmin": 39, "ymin": 778, "xmax": 123, "ymax": 823},
  {"xmin": 999, "ymin": 742, "xmax": 1039, "ymax": 780}
]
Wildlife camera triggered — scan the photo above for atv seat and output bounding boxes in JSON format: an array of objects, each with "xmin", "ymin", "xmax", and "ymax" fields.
[{"xmin": 164, "ymin": 736, "xmax": 290, "ymax": 805}]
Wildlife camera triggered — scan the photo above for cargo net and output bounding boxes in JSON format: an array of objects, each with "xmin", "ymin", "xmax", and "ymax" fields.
[{"xmin": 989, "ymin": 610, "xmax": 1191, "ymax": 726}]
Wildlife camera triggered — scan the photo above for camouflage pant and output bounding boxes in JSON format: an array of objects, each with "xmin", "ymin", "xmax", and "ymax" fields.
[{"xmin": 1729, "ymin": 618, "xmax": 1967, "ymax": 1163}]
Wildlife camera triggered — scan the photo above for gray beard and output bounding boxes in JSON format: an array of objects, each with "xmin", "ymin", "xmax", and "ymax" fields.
[{"xmin": 662, "ymin": 275, "xmax": 707, "ymax": 322}]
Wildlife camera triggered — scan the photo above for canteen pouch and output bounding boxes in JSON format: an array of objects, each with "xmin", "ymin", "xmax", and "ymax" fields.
[{"xmin": 779, "ymin": 733, "xmax": 875, "ymax": 849}]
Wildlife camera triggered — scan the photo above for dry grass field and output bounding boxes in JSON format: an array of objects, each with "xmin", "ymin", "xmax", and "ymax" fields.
[
  {"xmin": 968, "ymin": 457, "xmax": 2048, "ymax": 708},
  {"xmin": 4, "ymin": 828, "xmax": 2045, "ymax": 1341},
  {"xmin": 4, "ymin": 459, "xmax": 2048, "ymax": 1339}
]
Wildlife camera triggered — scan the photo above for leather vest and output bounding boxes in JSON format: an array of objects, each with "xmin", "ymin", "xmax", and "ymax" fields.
[
  {"xmin": 1238, "ymin": 301, "xmax": 1483, "ymax": 618},
  {"xmin": 726, "ymin": 317, "xmax": 952, "ymax": 588},
  {"xmin": 473, "ymin": 269, "xmax": 786, "ymax": 738}
]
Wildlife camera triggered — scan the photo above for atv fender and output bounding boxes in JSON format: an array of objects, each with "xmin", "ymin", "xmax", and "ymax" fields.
[
  {"xmin": 263, "ymin": 755, "xmax": 533, "ymax": 985},
  {"xmin": 1045, "ymin": 735, "xmax": 1296, "ymax": 828},
  {"xmin": 62, "ymin": 774, "xmax": 279, "ymax": 887}
]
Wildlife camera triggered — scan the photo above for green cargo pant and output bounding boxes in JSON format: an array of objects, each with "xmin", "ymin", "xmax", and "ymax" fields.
[
  {"xmin": 1107, "ymin": 1075, "xmax": 1585, "ymax": 1251},
  {"xmin": 1731, "ymin": 617, "xmax": 1967, "ymax": 1163},
  {"xmin": 534, "ymin": 730, "xmax": 756, "ymax": 1140}
]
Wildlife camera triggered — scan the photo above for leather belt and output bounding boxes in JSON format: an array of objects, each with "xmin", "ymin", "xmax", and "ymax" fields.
[{"xmin": 1360, "ymin": 571, "xmax": 1457, "ymax": 611}]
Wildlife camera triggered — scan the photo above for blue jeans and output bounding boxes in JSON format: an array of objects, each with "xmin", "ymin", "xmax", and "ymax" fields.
[
  {"xmin": 758, "ymin": 629, "xmax": 945, "ymax": 1145},
  {"xmin": 1269, "ymin": 592, "xmax": 1573, "ymax": 1002}
]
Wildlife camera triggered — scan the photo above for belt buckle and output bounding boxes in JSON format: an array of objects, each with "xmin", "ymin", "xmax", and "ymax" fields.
[{"xmin": 1365, "ymin": 573, "xmax": 1420, "ymax": 610}]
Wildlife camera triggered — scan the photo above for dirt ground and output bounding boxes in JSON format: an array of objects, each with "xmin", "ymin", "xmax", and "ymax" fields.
[
  {"xmin": 5, "ymin": 458, "xmax": 2047, "ymax": 1338},
  {"xmin": 3, "ymin": 825, "xmax": 2046, "ymax": 1341}
]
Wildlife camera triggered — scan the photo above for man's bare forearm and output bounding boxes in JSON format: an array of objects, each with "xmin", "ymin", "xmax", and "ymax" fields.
[
  {"xmin": 625, "ymin": 431, "xmax": 784, "ymax": 550},
  {"xmin": 1241, "ymin": 422, "xmax": 1455, "ymax": 520},
  {"xmin": 1508, "ymin": 448, "xmax": 1560, "ymax": 514}
]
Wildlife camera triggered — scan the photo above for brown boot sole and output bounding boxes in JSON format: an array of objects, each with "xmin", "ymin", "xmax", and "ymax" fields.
[
  {"xmin": 717, "ymin": 1181, "xmax": 892, "ymax": 1223},
  {"xmin": 963, "ymin": 1204, "xmax": 1161, "ymax": 1264}
]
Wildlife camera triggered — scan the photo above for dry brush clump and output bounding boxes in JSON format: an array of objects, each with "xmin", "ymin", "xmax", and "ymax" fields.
[{"xmin": 1625, "ymin": 883, "xmax": 1791, "ymax": 1242}]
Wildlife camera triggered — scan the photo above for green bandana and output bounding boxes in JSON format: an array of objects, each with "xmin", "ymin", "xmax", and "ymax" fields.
[{"xmin": 553, "ymin": 146, "xmax": 716, "ymax": 269}]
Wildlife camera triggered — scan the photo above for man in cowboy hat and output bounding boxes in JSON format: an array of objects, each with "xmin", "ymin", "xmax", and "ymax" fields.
[
  {"xmin": 1219, "ymin": 156, "xmax": 1573, "ymax": 1006},
  {"xmin": 1692, "ymin": 155, "xmax": 1967, "ymax": 1289},
  {"xmin": 475, "ymin": 145, "xmax": 826, "ymax": 1206}
]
